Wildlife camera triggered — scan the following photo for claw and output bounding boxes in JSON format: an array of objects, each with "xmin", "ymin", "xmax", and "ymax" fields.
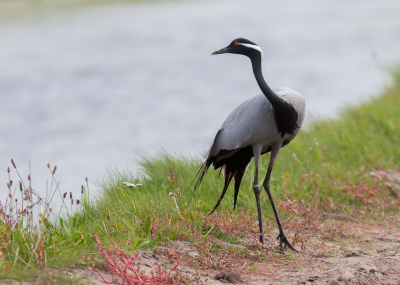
[{"xmin": 277, "ymin": 231, "xmax": 298, "ymax": 253}]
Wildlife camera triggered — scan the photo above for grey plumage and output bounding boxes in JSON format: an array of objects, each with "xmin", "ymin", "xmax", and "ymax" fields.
[{"xmin": 212, "ymin": 88, "xmax": 305, "ymax": 158}]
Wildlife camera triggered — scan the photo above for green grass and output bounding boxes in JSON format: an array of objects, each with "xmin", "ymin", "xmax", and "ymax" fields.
[{"xmin": 1, "ymin": 68, "xmax": 400, "ymax": 282}]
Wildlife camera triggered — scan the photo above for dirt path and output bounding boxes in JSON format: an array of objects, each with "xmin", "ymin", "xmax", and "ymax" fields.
[{"xmin": 269, "ymin": 230, "xmax": 400, "ymax": 285}]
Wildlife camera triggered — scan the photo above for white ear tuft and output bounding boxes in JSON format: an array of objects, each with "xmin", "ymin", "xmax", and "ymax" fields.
[{"xmin": 238, "ymin": 43, "xmax": 264, "ymax": 60}]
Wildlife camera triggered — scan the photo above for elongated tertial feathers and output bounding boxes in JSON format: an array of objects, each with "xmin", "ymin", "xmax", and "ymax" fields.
[{"xmin": 190, "ymin": 140, "xmax": 253, "ymax": 214}]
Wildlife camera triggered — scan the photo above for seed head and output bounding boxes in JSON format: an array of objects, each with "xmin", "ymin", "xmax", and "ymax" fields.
[
  {"xmin": 70, "ymin": 192, "xmax": 72, "ymax": 199},
  {"xmin": 52, "ymin": 166, "xmax": 57, "ymax": 175},
  {"xmin": 27, "ymin": 175, "xmax": 30, "ymax": 180},
  {"xmin": 63, "ymin": 192, "xmax": 67, "ymax": 198},
  {"xmin": 71, "ymin": 199, "xmax": 73, "ymax": 205},
  {"xmin": 10, "ymin": 180, "xmax": 12, "ymax": 187},
  {"xmin": 47, "ymin": 163, "xmax": 50, "ymax": 168},
  {"xmin": 11, "ymin": 159, "xmax": 16, "ymax": 168},
  {"xmin": 19, "ymin": 181, "xmax": 23, "ymax": 191},
  {"xmin": 81, "ymin": 185, "xmax": 84, "ymax": 194},
  {"xmin": 76, "ymin": 199, "xmax": 80, "ymax": 205},
  {"xmin": 7, "ymin": 167, "xmax": 10, "ymax": 173}
]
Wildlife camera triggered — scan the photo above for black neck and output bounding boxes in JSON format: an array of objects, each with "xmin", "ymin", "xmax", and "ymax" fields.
[
  {"xmin": 249, "ymin": 54, "xmax": 299, "ymax": 137},
  {"xmin": 250, "ymin": 56, "xmax": 281, "ymax": 108}
]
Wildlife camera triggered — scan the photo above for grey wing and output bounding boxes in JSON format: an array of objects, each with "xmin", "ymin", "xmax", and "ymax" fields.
[
  {"xmin": 190, "ymin": 95, "xmax": 276, "ymax": 193},
  {"xmin": 210, "ymin": 94, "xmax": 278, "ymax": 160},
  {"xmin": 191, "ymin": 90, "xmax": 305, "ymax": 213},
  {"xmin": 190, "ymin": 94, "xmax": 277, "ymax": 212},
  {"xmin": 199, "ymin": 89, "xmax": 304, "ymax": 172}
]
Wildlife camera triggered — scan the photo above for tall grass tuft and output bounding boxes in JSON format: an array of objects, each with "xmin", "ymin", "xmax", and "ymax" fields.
[{"xmin": 0, "ymin": 160, "xmax": 93, "ymax": 269}]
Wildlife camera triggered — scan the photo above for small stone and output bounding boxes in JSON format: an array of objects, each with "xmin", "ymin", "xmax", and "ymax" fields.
[
  {"xmin": 215, "ymin": 270, "xmax": 244, "ymax": 284},
  {"xmin": 188, "ymin": 251, "xmax": 199, "ymax": 257},
  {"xmin": 344, "ymin": 252, "xmax": 360, "ymax": 258},
  {"xmin": 369, "ymin": 269, "xmax": 376, "ymax": 273},
  {"xmin": 308, "ymin": 276, "xmax": 319, "ymax": 281}
]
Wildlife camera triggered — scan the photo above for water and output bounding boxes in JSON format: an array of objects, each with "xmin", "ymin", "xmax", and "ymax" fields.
[{"xmin": 1, "ymin": 0, "xmax": 400, "ymax": 208}]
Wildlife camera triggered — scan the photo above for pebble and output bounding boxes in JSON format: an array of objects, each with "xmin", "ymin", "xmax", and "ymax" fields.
[{"xmin": 214, "ymin": 270, "xmax": 244, "ymax": 284}]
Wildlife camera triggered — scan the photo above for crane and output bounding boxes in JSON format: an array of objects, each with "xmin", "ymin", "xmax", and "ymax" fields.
[{"xmin": 192, "ymin": 38, "xmax": 306, "ymax": 252}]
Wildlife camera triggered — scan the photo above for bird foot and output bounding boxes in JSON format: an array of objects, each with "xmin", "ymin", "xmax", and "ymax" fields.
[{"xmin": 276, "ymin": 231, "xmax": 297, "ymax": 253}]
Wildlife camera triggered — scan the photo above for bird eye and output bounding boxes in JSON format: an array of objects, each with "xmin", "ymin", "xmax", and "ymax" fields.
[{"xmin": 234, "ymin": 42, "xmax": 238, "ymax": 46}]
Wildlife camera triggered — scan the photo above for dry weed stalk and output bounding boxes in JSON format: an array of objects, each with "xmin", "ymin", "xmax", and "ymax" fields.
[{"xmin": 1, "ymin": 159, "xmax": 85, "ymax": 267}]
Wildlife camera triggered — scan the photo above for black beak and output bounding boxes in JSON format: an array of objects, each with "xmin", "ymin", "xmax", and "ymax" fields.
[{"xmin": 211, "ymin": 46, "xmax": 230, "ymax": 55}]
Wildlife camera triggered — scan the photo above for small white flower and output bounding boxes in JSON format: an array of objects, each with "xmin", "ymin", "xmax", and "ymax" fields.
[{"xmin": 123, "ymin": 182, "xmax": 142, "ymax": 187}]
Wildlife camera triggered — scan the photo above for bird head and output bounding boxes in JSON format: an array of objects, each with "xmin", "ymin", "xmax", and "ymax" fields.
[{"xmin": 211, "ymin": 38, "xmax": 264, "ymax": 60}]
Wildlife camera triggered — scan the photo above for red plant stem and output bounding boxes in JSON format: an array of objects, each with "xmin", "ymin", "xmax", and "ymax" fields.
[{"xmin": 89, "ymin": 267, "xmax": 118, "ymax": 284}]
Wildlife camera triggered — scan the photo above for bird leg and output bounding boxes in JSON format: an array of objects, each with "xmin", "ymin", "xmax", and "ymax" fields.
[
  {"xmin": 252, "ymin": 145, "xmax": 264, "ymax": 244},
  {"xmin": 253, "ymin": 182, "xmax": 264, "ymax": 244},
  {"xmin": 263, "ymin": 161, "xmax": 297, "ymax": 253}
]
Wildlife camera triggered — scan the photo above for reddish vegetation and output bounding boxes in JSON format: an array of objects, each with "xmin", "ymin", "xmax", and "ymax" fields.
[{"xmin": 90, "ymin": 234, "xmax": 204, "ymax": 285}]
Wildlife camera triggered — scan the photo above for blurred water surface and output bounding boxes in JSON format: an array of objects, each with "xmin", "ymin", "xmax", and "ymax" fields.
[{"xmin": 1, "ymin": 0, "xmax": 400, "ymax": 207}]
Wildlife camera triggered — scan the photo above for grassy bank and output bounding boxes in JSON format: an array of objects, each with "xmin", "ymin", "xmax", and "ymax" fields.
[{"xmin": 1, "ymin": 69, "xmax": 400, "ymax": 283}]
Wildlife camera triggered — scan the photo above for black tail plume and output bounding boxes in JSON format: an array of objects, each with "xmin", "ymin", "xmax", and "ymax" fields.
[
  {"xmin": 208, "ymin": 171, "xmax": 234, "ymax": 216},
  {"xmin": 233, "ymin": 170, "xmax": 245, "ymax": 209}
]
